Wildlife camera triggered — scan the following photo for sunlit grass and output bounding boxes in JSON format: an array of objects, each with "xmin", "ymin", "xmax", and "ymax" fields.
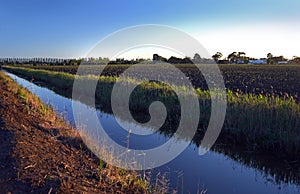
[
  {"xmin": 0, "ymin": 70, "xmax": 171, "ymax": 193},
  {"xmin": 4, "ymin": 66, "xmax": 300, "ymax": 157}
]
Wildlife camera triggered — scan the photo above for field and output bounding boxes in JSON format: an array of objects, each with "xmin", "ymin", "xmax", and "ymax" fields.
[
  {"xmin": 3, "ymin": 64, "xmax": 300, "ymax": 190},
  {"xmin": 3, "ymin": 65, "xmax": 300, "ymax": 160},
  {"xmin": 21, "ymin": 64, "xmax": 300, "ymax": 102}
]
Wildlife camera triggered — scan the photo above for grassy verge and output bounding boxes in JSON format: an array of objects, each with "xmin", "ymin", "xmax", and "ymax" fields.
[
  {"xmin": 3, "ymin": 66, "xmax": 300, "ymax": 158},
  {"xmin": 9, "ymin": 63, "xmax": 300, "ymax": 103},
  {"xmin": 1, "ymin": 70, "xmax": 60, "ymax": 124},
  {"xmin": 0, "ymin": 70, "xmax": 170, "ymax": 193}
]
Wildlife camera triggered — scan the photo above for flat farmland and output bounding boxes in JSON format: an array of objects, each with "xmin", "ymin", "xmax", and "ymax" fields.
[
  {"xmin": 25, "ymin": 64, "xmax": 300, "ymax": 101},
  {"xmin": 3, "ymin": 64, "xmax": 300, "ymax": 190}
]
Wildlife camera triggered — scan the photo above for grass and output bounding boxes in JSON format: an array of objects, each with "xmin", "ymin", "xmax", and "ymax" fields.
[
  {"xmin": 12, "ymin": 63, "xmax": 300, "ymax": 103},
  {"xmin": 0, "ymin": 70, "xmax": 171, "ymax": 193},
  {"xmin": 223, "ymin": 91, "xmax": 300, "ymax": 152},
  {"xmin": 1, "ymin": 70, "xmax": 57, "ymax": 122},
  {"xmin": 76, "ymin": 125, "xmax": 170, "ymax": 193},
  {"xmin": 3, "ymin": 66, "xmax": 300, "ymax": 158}
]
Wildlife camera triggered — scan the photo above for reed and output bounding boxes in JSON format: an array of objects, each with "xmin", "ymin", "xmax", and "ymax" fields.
[
  {"xmin": 4, "ymin": 66, "xmax": 300, "ymax": 157},
  {"xmin": 0, "ymin": 70, "xmax": 171, "ymax": 193}
]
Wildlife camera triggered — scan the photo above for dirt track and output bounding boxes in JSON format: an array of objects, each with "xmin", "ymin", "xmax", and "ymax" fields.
[{"xmin": 0, "ymin": 72, "xmax": 148, "ymax": 193}]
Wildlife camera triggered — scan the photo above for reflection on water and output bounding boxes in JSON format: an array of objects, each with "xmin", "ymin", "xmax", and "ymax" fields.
[{"xmin": 5, "ymin": 71, "xmax": 300, "ymax": 194}]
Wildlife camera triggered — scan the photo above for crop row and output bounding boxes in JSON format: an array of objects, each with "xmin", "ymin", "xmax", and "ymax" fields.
[{"xmin": 19, "ymin": 64, "xmax": 300, "ymax": 102}]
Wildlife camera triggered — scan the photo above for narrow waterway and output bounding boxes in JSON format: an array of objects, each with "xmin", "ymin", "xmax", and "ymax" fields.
[{"xmin": 5, "ymin": 71, "xmax": 300, "ymax": 194}]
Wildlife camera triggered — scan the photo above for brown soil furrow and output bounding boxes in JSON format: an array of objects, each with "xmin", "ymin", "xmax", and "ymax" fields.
[{"xmin": 0, "ymin": 72, "xmax": 150, "ymax": 193}]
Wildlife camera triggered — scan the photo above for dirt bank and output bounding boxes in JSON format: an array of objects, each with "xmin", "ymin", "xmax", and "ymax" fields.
[{"xmin": 0, "ymin": 71, "xmax": 158, "ymax": 193}]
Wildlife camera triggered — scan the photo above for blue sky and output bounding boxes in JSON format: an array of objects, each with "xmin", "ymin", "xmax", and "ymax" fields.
[{"xmin": 0, "ymin": 0, "xmax": 299, "ymax": 59}]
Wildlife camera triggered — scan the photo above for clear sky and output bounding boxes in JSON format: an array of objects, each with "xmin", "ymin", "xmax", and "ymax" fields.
[{"xmin": 0, "ymin": 0, "xmax": 299, "ymax": 59}]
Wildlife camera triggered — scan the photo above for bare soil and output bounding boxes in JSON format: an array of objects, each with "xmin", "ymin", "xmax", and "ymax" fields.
[{"xmin": 0, "ymin": 72, "xmax": 147, "ymax": 193}]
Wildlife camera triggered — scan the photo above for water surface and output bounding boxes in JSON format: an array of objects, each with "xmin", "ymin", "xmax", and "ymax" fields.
[{"xmin": 5, "ymin": 71, "xmax": 300, "ymax": 194}]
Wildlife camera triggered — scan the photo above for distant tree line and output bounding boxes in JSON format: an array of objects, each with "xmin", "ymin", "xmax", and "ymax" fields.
[
  {"xmin": 211, "ymin": 52, "xmax": 300, "ymax": 65},
  {"xmin": 152, "ymin": 53, "xmax": 214, "ymax": 64},
  {"xmin": 0, "ymin": 58, "xmax": 73, "ymax": 66},
  {"xmin": 1, "ymin": 52, "xmax": 300, "ymax": 66}
]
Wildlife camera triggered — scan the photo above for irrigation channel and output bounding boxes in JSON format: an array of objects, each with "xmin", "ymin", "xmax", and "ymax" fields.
[{"xmin": 4, "ymin": 71, "xmax": 300, "ymax": 193}]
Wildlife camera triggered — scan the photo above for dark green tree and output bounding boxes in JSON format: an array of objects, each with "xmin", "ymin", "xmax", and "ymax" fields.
[
  {"xmin": 212, "ymin": 52, "xmax": 223, "ymax": 62},
  {"xmin": 228, "ymin": 52, "xmax": 238, "ymax": 63}
]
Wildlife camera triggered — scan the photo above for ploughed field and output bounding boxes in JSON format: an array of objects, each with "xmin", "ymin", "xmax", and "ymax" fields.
[
  {"xmin": 4, "ymin": 64, "xmax": 300, "ymax": 159},
  {"xmin": 24, "ymin": 64, "xmax": 300, "ymax": 102},
  {"xmin": 3, "ymin": 65, "xmax": 300, "ymax": 187}
]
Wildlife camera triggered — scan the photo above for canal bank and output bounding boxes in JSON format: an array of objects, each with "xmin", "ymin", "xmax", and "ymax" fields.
[{"xmin": 0, "ymin": 71, "xmax": 163, "ymax": 193}]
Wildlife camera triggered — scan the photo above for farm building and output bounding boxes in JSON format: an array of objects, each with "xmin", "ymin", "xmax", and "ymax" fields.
[
  {"xmin": 249, "ymin": 59, "xmax": 267, "ymax": 64},
  {"xmin": 278, "ymin": 61, "xmax": 288, "ymax": 64}
]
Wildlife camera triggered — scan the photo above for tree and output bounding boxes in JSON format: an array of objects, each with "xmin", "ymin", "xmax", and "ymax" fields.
[
  {"xmin": 238, "ymin": 52, "xmax": 246, "ymax": 58},
  {"xmin": 292, "ymin": 56, "xmax": 300, "ymax": 64},
  {"xmin": 237, "ymin": 52, "xmax": 248, "ymax": 64},
  {"xmin": 267, "ymin": 53, "xmax": 273, "ymax": 59},
  {"xmin": 212, "ymin": 52, "xmax": 223, "ymax": 62},
  {"xmin": 193, "ymin": 53, "xmax": 201, "ymax": 62},
  {"xmin": 228, "ymin": 52, "xmax": 238, "ymax": 63},
  {"xmin": 152, "ymin": 54, "xmax": 167, "ymax": 62},
  {"xmin": 267, "ymin": 53, "xmax": 274, "ymax": 64}
]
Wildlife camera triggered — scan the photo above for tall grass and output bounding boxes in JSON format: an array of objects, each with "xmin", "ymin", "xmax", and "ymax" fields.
[
  {"xmin": 4, "ymin": 66, "xmax": 300, "ymax": 157},
  {"xmin": 0, "ymin": 70, "xmax": 171, "ymax": 193},
  {"xmin": 0, "ymin": 70, "xmax": 57, "ymax": 121},
  {"xmin": 223, "ymin": 90, "xmax": 300, "ymax": 154}
]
